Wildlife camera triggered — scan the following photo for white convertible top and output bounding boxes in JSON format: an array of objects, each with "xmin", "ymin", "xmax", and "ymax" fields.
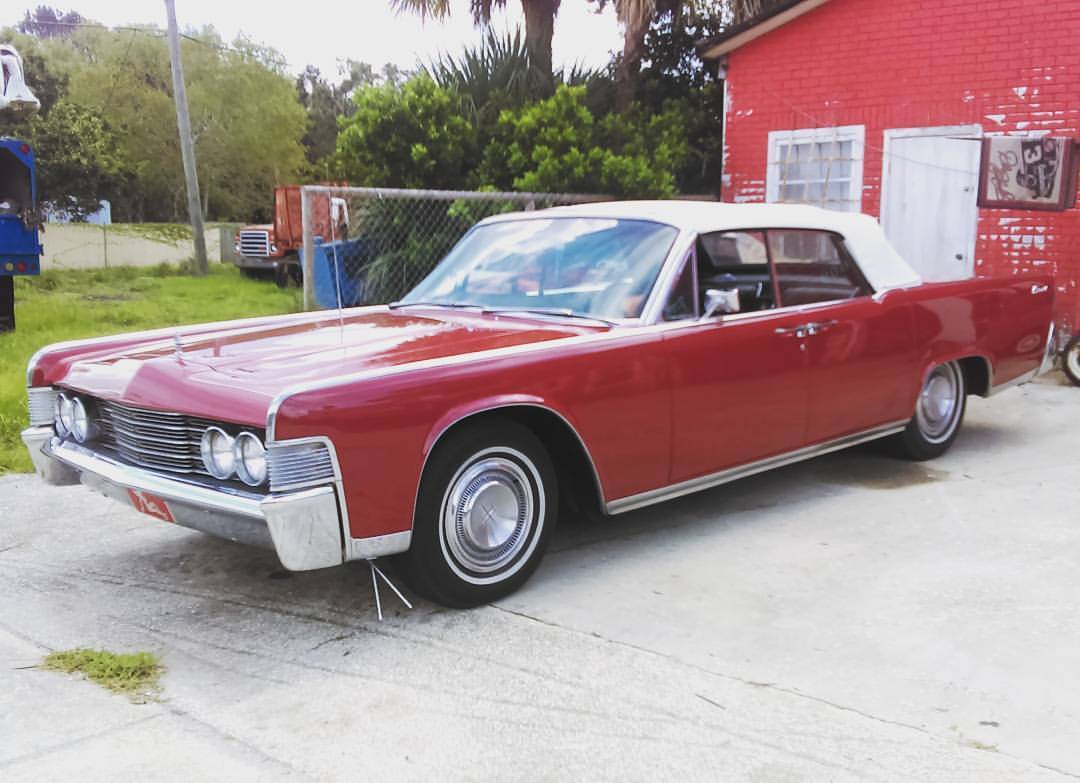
[{"xmin": 481, "ymin": 200, "xmax": 922, "ymax": 292}]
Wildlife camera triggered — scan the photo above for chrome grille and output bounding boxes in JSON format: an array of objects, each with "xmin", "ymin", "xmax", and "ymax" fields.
[
  {"xmin": 238, "ymin": 230, "xmax": 271, "ymax": 257},
  {"xmin": 95, "ymin": 399, "xmax": 216, "ymax": 476},
  {"xmin": 267, "ymin": 440, "xmax": 336, "ymax": 492}
]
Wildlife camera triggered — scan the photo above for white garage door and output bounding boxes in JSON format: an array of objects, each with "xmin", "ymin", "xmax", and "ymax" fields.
[{"xmin": 880, "ymin": 126, "xmax": 981, "ymax": 282}]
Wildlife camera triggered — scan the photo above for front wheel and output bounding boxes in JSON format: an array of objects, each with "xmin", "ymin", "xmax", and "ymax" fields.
[
  {"xmin": 894, "ymin": 361, "xmax": 967, "ymax": 460},
  {"xmin": 399, "ymin": 418, "xmax": 558, "ymax": 608},
  {"xmin": 1063, "ymin": 335, "xmax": 1080, "ymax": 387}
]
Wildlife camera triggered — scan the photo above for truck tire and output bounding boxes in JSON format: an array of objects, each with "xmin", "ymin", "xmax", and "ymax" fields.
[
  {"xmin": 274, "ymin": 256, "xmax": 302, "ymax": 289},
  {"xmin": 0, "ymin": 276, "xmax": 14, "ymax": 333},
  {"xmin": 1063, "ymin": 335, "xmax": 1080, "ymax": 387}
]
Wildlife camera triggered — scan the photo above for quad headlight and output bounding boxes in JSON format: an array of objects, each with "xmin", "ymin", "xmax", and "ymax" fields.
[
  {"xmin": 54, "ymin": 393, "xmax": 96, "ymax": 443},
  {"xmin": 200, "ymin": 427, "xmax": 236, "ymax": 480},
  {"xmin": 234, "ymin": 432, "xmax": 267, "ymax": 486},
  {"xmin": 55, "ymin": 393, "xmax": 74, "ymax": 436},
  {"xmin": 200, "ymin": 427, "xmax": 267, "ymax": 486}
]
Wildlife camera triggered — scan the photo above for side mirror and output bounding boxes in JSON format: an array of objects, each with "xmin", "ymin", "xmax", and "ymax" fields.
[{"xmin": 703, "ymin": 288, "xmax": 740, "ymax": 318}]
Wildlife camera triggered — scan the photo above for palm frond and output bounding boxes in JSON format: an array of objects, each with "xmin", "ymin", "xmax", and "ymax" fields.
[{"xmin": 390, "ymin": 0, "xmax": 453, "ymax": 21}]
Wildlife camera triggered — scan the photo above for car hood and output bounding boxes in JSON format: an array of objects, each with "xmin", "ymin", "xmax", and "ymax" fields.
[{"xmin": 57, "ymin": 308, "xmax": 595, "ymax": 426}]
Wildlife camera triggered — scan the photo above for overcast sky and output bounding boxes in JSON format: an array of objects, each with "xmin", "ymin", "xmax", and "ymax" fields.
[{"xmin": 10, "ymin": 1, "xmax": 625, "ymax": 78}]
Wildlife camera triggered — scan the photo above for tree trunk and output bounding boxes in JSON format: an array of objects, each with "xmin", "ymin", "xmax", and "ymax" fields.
[
  {"xmin": 615, "ymin": 12, "xmax": 650, "ymax": 112},
  {"xmin": 521, "ymin": 0, "xmax": 557, "ymax": 81}
]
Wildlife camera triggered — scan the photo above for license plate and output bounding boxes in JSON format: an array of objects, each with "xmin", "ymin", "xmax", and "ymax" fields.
[{"xmin": 127, "ymin": 489, "xmax": 176, "ymax": 523}]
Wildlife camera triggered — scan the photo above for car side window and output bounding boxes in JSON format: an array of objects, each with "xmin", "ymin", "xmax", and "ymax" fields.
[
  {"xmin": 662, "ymin": 253, "xmax": 698, "ymax": 321},
  {"xmin": 768, "ymin": 230, "xmax": 872, "ymax": 306},
  {"xmin": 696, "ymin": 231, "xmax": 775, "ymax": 312}
]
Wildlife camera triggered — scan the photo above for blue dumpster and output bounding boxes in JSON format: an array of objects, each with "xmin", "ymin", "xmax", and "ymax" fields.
[{"xmin": 302, "ymin": 236, "xmax": 370, "ymax": 309}]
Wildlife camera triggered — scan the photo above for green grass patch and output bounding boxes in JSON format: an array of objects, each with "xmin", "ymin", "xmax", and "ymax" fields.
[
  {"xmin": 1, "ymin": 264, "xmax": 301, "ymax": 474},
  {"xmin": 43, "ymin": 648, "xmax": 165, "ymax": 701}
]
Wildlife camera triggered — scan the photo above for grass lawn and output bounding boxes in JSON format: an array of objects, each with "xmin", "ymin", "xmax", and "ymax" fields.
[{"xmin": 0, "ymin": 264, "xmax": 300, "ymax": 474}]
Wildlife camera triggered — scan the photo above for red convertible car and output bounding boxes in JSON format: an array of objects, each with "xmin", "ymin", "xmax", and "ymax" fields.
[{"xmin": 22, "ymin": 202, "xmax": 1056, "ymax": 606}]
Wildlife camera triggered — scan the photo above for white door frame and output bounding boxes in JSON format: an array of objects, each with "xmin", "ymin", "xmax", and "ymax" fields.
[{"xmin": 880, "ymin": 124, "xmax": 983, "ymax": 276}]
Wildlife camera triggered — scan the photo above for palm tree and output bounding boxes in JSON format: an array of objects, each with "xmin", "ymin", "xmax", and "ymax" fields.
[
  {"xmin": 598, "ymin": 0, "xmax": 680, "ymax": 111},
  {"xmin": 392, "ymin": 0, "xmax": 562, "ymax": 79}
]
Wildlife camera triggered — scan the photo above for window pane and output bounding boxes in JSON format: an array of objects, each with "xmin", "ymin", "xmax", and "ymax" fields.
[
  {"xmin": 768, "ymin": 230, "xmax": 872, "ymax": 306},
  {"xmin": 697, "ymin": 231, "xmax": 775, "ymax": 312},
  {"xmin": 769, "ymin": 129, "xmax": 862, "ymax": 212},
  {"xmin": 662, "ymin": 255, "xmax": 697, "ymax": 321}
]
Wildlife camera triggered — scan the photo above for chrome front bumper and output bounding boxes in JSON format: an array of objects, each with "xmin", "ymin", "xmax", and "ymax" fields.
[{"xmin": 21, "ymin": 426, "xmax": 367, "ymax": 571}]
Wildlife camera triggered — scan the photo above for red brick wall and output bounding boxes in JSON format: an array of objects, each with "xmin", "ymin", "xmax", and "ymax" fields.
[{"xmin": 722, "ymin": 0, "xmax": 1080, "ymax": 333}]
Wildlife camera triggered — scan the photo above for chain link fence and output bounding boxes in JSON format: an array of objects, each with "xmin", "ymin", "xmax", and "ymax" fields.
[{"xmin": 299, "ymin": 186, "xmax": 603, "ymax": 311}]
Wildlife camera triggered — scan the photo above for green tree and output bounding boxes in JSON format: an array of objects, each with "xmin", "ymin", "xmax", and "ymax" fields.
[
  {"xmin": 477, "ymin": 84, "xmax": 685, "ymax": 196},
  {"xmin": 52, "ymin": 25, "xmax": 308, "ymax": 222},
  {"xmin": 28, "ymin": 100, "xmax": 126, "ymax": 217},
  {"xmin": 335, "ymin": 74, "xmax": 475, "ymax": 189}
]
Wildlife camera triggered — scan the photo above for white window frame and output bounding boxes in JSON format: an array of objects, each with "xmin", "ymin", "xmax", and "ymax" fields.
[{"xmin": 766, "ymin": 125, "xmax": 866, "ymax": 212}]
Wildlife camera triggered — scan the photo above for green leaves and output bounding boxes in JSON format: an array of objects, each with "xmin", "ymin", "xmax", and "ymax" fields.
[
  {"xmin": 477, "ymin": 85, "xmax": 684, "ymax": 197},
  {"xmin": 336, "ymin": 74, "xmax": 475, "ymax": 190}
]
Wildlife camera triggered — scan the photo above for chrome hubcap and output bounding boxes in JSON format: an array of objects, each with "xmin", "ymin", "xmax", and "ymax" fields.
[
  {"xmin": 917, "ymin": 364, "xmax": 961, "ymax": 442},
  {"xmin": 443, "ymin": 454, "xmax": 536, "ymax": 576}
]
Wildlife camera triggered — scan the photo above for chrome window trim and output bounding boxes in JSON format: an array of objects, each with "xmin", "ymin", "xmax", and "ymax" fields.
[{"xmin": 606, "ymin": 419, "xmax": 909, "ymax": 515}]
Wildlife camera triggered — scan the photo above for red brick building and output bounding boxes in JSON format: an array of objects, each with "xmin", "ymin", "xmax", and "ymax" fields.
[{"xmin": 701, "ymin": 0, "xmax": 1080, "ymax": 334}]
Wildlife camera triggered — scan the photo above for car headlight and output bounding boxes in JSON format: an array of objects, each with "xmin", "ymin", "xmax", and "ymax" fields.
[
  {"xmin": 270, "ymin": 244, "xmax": 278, "ymax": 253},
  {"xmin": 70, "ymin": 397, "xmax": 97, "ymax": 443},
  {"xmin": 200, "ymin": 426, "xmax": 236, "ymax": 479},
  {"xmin": 56, "ymin": 393, "xmax": 75, "ymax": 436},
  {"xmin": 234, "ymin": 432, "xmax": 267, "ymax": 486}
]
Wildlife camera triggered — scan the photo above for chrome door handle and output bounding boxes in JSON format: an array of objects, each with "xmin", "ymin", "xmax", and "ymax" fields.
[
  {"xmin": 805, "ymin": 319, "xmax": 838, "ymax": 336},
  {"xmin": 775, "ymin": 325, "xmax": 809, "ymax": 338},
  {"xmin": 1031, "ymin": 284, "xmax": 1049, "ymax": 295}
]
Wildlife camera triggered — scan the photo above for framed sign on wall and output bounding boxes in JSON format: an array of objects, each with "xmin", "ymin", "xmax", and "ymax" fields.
[{"xmin": 978, "ymin": 136, "xmax": 1077, "ymax": 211}]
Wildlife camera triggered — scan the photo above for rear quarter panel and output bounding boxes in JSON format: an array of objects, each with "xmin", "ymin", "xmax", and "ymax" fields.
[{"xmin": 888, "ymin": 272, "xmax": 1054, "ymax": 409}]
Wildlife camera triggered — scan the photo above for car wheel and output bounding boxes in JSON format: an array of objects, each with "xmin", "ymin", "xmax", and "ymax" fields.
[
  {"xmin": 1063, "ymin": 335, "xmax": 1080, "ymax": 387},
  {"xmin": 400, "ymin": 418, "xmax": 557, "ymax": 608},
  {"xmin": 895, "ymin": 361, "xmax": 967, "ymax": 460}
]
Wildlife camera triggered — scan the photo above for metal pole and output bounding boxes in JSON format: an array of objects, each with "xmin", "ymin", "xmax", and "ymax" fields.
[
  {"xmin": 301, "ymin": 186, "xmax": 315, "ymax": 311},
  {"xmin": 164, "ymin": 0, "xmax": 208, "ymax": 276}
]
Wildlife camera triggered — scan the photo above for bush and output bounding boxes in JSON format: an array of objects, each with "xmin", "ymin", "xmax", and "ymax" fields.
[
  {"xmin": 476, "ymin": 85, "xmax": 685, "ymax": 197},
  {"xmin": 336, "ymin": 74, "xmax": 476, "ymax": 190}
]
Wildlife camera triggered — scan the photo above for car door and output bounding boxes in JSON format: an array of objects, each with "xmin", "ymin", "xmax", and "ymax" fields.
[
  {"xmin": 662, "ymin": 231, "xmax": 812, "ymax": 485},
  {"xmin": 767, "ymin": 229, "xmax": 917, "ymax": 444}
]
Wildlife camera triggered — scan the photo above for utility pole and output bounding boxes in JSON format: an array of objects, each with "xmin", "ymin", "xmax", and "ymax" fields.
[{"xmin": 164, "ymin": 0, "xmax": 208, "ymax": 275}]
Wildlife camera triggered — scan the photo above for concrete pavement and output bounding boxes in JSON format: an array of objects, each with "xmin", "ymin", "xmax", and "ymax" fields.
[{"xmin": 1, "ymin": 377, "xmax": 1078, "ymax": 781}]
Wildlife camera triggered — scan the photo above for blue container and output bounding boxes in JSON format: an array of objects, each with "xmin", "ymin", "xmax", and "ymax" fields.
[{"xmin": 302, "ymin": 236, "xmax": 370, "ymax": 309}]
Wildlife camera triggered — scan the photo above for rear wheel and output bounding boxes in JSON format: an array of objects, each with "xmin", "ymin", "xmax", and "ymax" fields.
[
  {"xmin": 1063, "ymin": 335, "xmax": 1080, "ymax": 387},
  {"xmin": 399, "ymin": 418, "xmax": 557, "ymax": 608},
  {"xmin": 895, "ymin": 361, "xmax": 967, "ymax": 460}
]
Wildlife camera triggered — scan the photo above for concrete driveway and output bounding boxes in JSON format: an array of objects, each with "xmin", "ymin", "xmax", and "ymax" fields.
[{"xmin": 1, "ymin": 378, "xmax": 1077, "ymax": 782}]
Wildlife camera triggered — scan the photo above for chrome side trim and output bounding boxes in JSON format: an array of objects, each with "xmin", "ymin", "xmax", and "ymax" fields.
[
  {"xmin": 605, "ymin": 419, "xmax": 909, "ymax": 514},
  {"xmin": 347, "ymin": 530, "xmax": 412, "ymax": 560},
  {"xmin": 988, "ymin": 368, "xmax": 1038, "ymax": 397}
]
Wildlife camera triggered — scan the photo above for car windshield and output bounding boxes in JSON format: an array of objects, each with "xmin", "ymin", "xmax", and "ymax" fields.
[{"xmin": 400, "ymin": 217, "xmax": 679, "ymax": 321}]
